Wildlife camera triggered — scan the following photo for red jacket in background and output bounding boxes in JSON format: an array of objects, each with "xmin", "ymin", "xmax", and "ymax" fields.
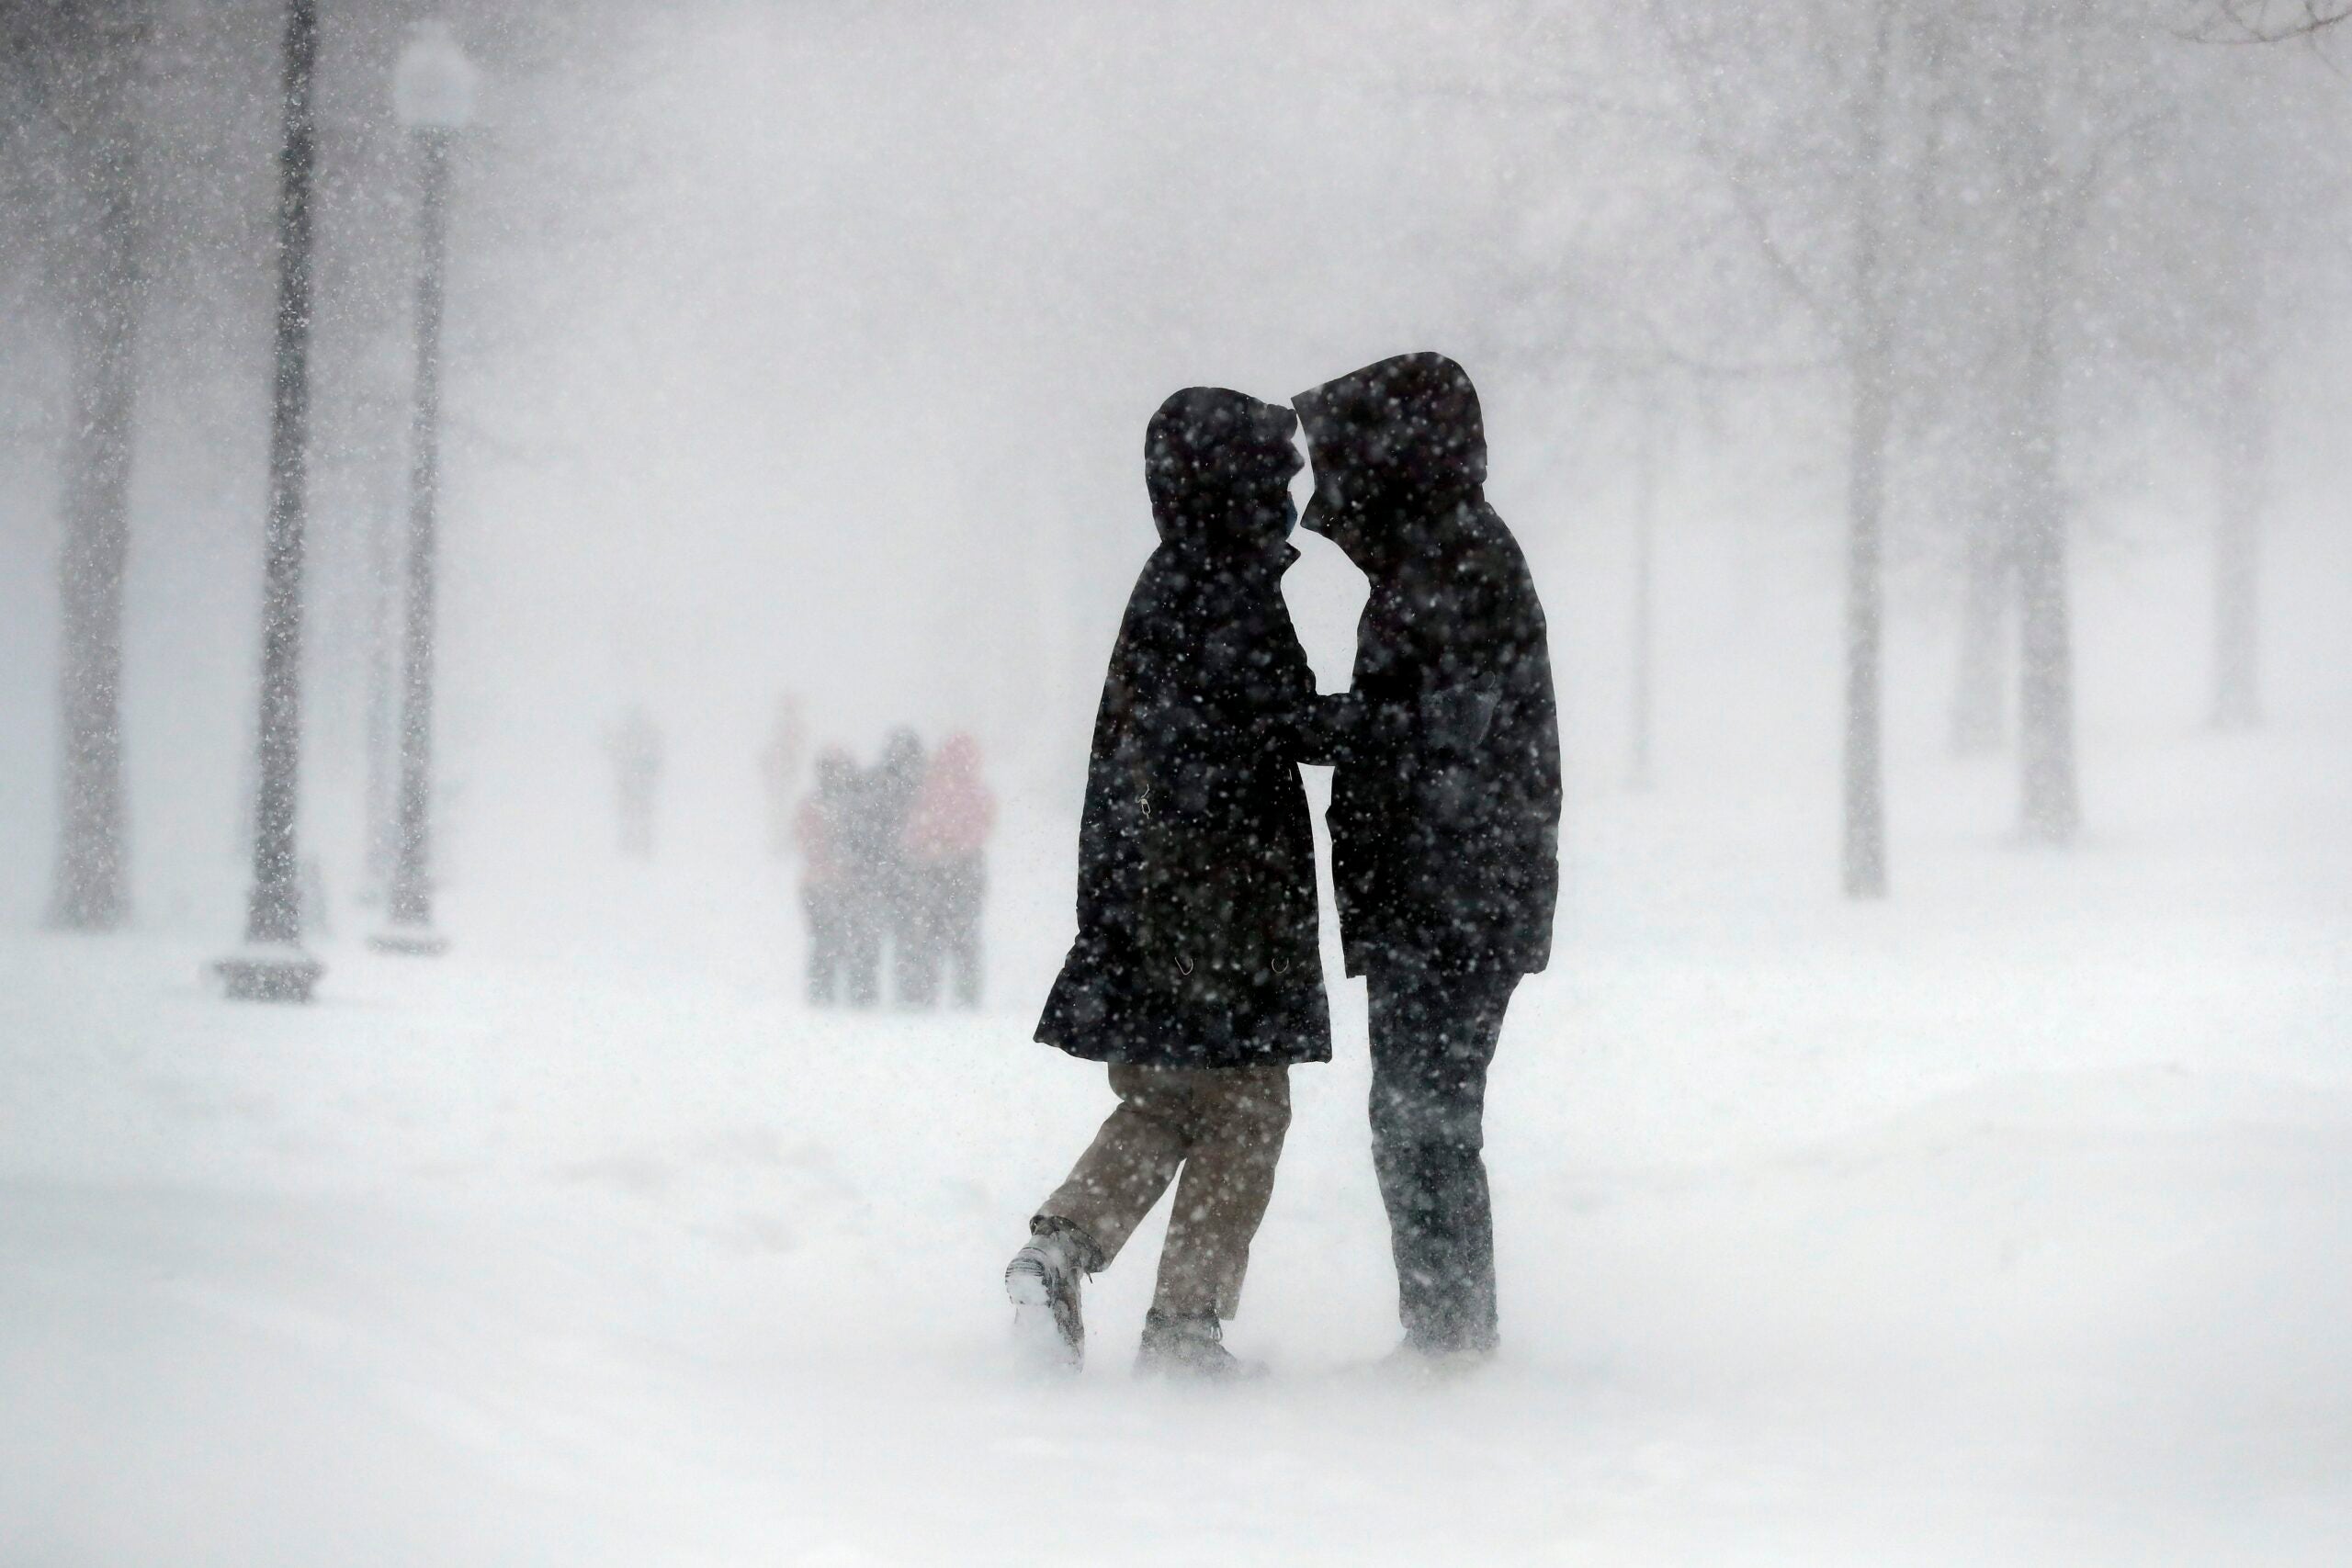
[{"xmin": 903, "ymin": 734, "xmax": 995, "ymax": 863}]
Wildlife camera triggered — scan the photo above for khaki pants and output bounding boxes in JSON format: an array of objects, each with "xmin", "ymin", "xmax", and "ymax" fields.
[{"xmin": 1035, "ymin": 1063, "xmax": 1292, "ymax": 1321}]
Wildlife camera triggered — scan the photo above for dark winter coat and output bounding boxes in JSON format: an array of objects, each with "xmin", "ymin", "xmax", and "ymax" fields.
[
  {"xmin": 1294, "ymin": 353, "xmax": 1561, "ymax": 977},
  {"xmin": 1035, "ymin": 389, "xmax": 1333, "ymax": 1069}
]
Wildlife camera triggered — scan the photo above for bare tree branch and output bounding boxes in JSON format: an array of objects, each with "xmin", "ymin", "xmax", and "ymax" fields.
[
  {"xmin": 1645, "ymin": 0, "xmax": 1849, "ymax": 349},
  {"xmin": 2182, "ymin": 1, "xmax": 2350, "ymax": 44}
]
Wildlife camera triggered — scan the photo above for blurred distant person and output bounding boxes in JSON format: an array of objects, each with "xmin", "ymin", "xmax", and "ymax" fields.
[
  {"xmin": 1294, "ymin": 353, "xmax": 1560, "ymax": 1369},
  {"xmin": 607, "ymin": 705, "xmax": 665, "ymax": 859},
  {"xmin": 835, "ymin": 730, "xmax": 922, "ymax": 1008},
  {"xmin": 761, "ymin": 692, "xmax": 808, "ymax": 860},
  {"xmin": 1006, "ymin": 388, "xmax": 1329, "ymax": 1381},
  {"xmin": 901, "ymin": 732, "xmax": 997, "ymax": 1008},
  {"xmin": 868, "ymin": 728, "xmax": 929, "ymax": 1005},
  {"xmin": 796, "ymin": 748, "xmax": 871, "ymax": 1006}
]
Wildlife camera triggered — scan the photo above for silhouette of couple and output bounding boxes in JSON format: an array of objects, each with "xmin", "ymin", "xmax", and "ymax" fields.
[{"xmin": 1007, "ymin": 354, "xmax": 1561, "ymax": 1379}]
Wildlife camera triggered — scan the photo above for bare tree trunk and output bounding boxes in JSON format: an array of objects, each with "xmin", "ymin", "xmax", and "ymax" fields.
[
  {"xmin": 1628, "ymin": 394, "xmax": 1659, "ymax": 790},
  {"xmin": 2013, "ymin": 236, "xmax": 2078, "ymax": 844},
  {"xmin": 1844, "ymin": 327, "xmax": 1894, "ymax": 896},
  {"xmin": 1841, "ymin": 5, "xmax": 1895, "ymax": 900},
  {"xmin": 47, "ymin": 23, "xmax": 145, "ymax": 932},
  {"xmin": 1950, "ymin": 498, "xmax": 2008, "ymax": 755},
  {"xmin": 240, "ymin": 0, "xmax": 320, "ymax": 950},
  {"xmin": 2211, "ymin": 345, "xmax": 2266, "ymax": 730},
  {"xmin": 1984, "ymin": 3, "xmax": 2081, "ymax": 845}
]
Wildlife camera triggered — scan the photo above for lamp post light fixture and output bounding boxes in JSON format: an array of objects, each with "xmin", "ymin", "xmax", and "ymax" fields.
[
  {"xmin": 217, "ymin": 0, "xmax": 325, "ymax": 1002},
  {"xmin": 370, "ymin": 19, "xmax": 478, "ymax": 958}
]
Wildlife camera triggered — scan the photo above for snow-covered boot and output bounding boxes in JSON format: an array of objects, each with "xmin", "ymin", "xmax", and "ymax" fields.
[
  {"xmin": 1375, "ymin": 1336, "xmax": 1495, "ymax": 1383},
  {"xmin": 1134, "ymin": 1308, "xmax": 1263, "ymax": 1382},
  {"xmin": 1005, "ymin": 1218, "xmax": 1094, "ymax": 1373}
]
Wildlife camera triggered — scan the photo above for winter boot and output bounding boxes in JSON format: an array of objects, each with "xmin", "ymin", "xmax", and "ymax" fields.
[
  {"xmin": 1005, "ymin": 1218, "xmax": 1095, "ymax": 1373},
  {"xmin": 1375, "ymin": 1334, "xmax": 1496, "ymax": 1383},
  {"xmin": 1134, "ymin": 1309, "xmax": 1263, "ymax": 1382}
]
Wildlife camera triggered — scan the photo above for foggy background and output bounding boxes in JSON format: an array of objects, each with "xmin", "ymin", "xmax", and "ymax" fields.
[
  {"xmin": 4, "ymin": 2, "xmax": 2349, "ymax": 1563},
  {"xmin": 7, "ymin": 0, "xmax": 2342, "ymax": 949}
]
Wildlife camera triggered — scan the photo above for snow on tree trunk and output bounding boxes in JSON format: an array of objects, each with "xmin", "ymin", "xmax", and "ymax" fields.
[
  {"xmin": 240, "ymin": 0, "xmax": 322, "ymax": 949},
  {"xmin": 47, "ymin": 32, "xmax": 145, "ymax": 933}
]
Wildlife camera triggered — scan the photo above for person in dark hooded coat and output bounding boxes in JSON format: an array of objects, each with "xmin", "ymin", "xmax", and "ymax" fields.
[
  {"xmin": 1293, "ymin": 352, "xmax": 1562, "ymax": 1364},
  {"xmin": 1007, "ymin": 387, "xmax": 1329, "ymax": 1380}
]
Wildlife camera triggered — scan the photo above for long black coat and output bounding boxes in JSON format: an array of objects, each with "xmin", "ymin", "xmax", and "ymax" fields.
[
  {"xmin": 1295, "ymin": 354, "xmax": 1561, "ymax": 977},
  {"xmin": 1036, "ymin": 389, "xmax": 1332, "ymax": 1070}
]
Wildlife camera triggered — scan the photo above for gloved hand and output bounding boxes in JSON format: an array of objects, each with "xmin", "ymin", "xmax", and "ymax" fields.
[{"xmin": 1419, "ymin": 683, "xmax": 1499, "ymax": 752}]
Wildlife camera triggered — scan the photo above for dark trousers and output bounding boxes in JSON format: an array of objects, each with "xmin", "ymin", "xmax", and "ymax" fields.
[
  {"xmin": 902, "ymin": 857, "xmax": 984, "ymax": 1009},
  {"xmin": 806, "ymin": 886, "xmax": 878, "ymax": 1008},
  {"xmin": 1367, "ymin": 963, "xmax": 1520, "ymax": 1355},
  {"xmin": 877, "ymin": 857, "xmax": 939, "ymax": 1008}
]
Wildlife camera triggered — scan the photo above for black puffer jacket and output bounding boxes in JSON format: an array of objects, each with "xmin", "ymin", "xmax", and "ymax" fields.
[
  {"xmin": 1294, "ymin": 354, "xmax": 1561, "ymax": 977},
  {"xmin": 1035, "ymin": 388, "xmax": 1332, "ymax": 1068}
]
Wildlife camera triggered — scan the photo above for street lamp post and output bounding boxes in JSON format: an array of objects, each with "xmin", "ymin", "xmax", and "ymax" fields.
[
  {"xmin": 357, "ymin": 333, "xmax": 410, "ymax": 908},
  {"xmin": 217, "ymin": 0, "xmax": 324, "ymax": 1002},
  {"xmin": 371, "ymin": 20, "xmax": 477, "ymax": 958}
]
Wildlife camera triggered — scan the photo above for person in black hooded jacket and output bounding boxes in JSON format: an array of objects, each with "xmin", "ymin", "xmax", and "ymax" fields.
[
  {"xmin": 1293, "ymin": 353, "xmax": 1562, "ymax": 1364},
  {"xmin": 1006, "ymin": 387, "xmax": 1330, "ymax": 1380}
]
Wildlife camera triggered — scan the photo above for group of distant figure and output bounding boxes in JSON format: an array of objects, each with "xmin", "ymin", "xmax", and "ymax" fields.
[
  {"xmin": 601, "ymin": 700, "xmax": 997, "ymax": 1010},
  {"xmin": 793, "ymin": 727, "xmax": 997, "ymax": 1010}
]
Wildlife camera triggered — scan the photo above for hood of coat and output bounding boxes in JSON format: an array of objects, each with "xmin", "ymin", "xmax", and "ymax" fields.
[
  {"xmin": 1293, "ymin": 353, "xmax": 1486, "ymax": 573},
  {"xmin": 814, "ymin": 746, "xmax": 857, "ymax": 799},
  {"xmin": 1145, "ymin": 387, "xmax": 1304, "ymax": 558}
]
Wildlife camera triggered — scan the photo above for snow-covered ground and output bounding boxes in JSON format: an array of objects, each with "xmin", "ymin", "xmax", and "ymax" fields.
[{"xmin": 4, "ymin": 712, "xmax": 2348, "ymax": 1567}]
